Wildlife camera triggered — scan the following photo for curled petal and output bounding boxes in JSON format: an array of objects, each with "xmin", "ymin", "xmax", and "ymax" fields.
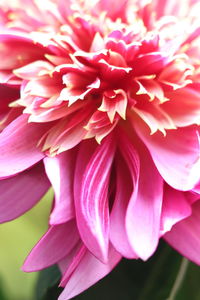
[
  {"xmin": 44, "ymin": 149, "xmax": 77, "ymax": 225},
  {"xmin": 74, "ymin": 137, "xmax": 116, "ymax": 263},
  {"xmin": 40, "ymin": 104, "xmax": 94, "ymax": 155},
  {"xmin": 119, "ymin": 133, "xmax": 163, "ymax": 260},
  {"xmin": 160, "ymin": 185, "xmax": 192, "ymax": 235},
  {"xmin": 14, "ymin": 60, "xmax": 54, "ymax": 80},
  {"xmin": 110, "ymin": 152, "xmax": 138, "ymax": 259},
  {"xmin": 164, "ymin": 201, "xmax": 200, "ymax": 265},
  {"xmin": 134, "ymin": 118, "xmax": 200, "ymax": 191}
]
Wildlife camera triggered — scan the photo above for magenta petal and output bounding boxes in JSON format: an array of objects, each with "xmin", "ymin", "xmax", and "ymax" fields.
[
  {"xmin": 74, "ymin": 138, "xmax": 116, "ymax": 263},
  {"xmin": 160, "ymin": 185, "xmax": 192, "ymax": 235},
  {"xmin": 134, "ymin": 120, "xmax": 200, "ymax": 191},
  {"xmin": 131, "ymin": 53, "xmax": 169, "ymax": 76},
  {"xmin": 186, "ymin": 190, "xmax": 200, "ymax": 205},
  {"xmin": 59, "ymin": 244, "xmax": 87, "ymax": 286},
  {"xmin": 0, "ymin": 33, "xmax": 50, "ymax": 69},
  {"xmin": 0, "ymin": 163, "xmax": 50, "ymax": 223},
  {"xmin": 164, "ymin": 201, "xmax": 200, "ymax": 265},
  {"xmin": 44, "ymin": 149, "xmax": 77, "ymax": 225},
  {"xmin": 110, "ymin": 151, "xmax": 138, "ymax": 259},
  {"xmin": 0, "ymin": 84, "xmax": 19, "ymax": 106},
  {"xmin": 120, "ymin": 134, "xmax": 163, "ymax": 260},
  {"xmin": 97, "ymin": 0, "xmax": 128, "ymax": 21},
  {"xmin": 0, "ymin": 114, "xmax": 49, "ymax": 178},
  {"xmin": 58, "ymin": 245, "xmax": 121, "ymax": 300},
  {"xmin": 22, "ymin": 220, "xmax": 79, "ymax": 272},
  {"xmin": 193, "ymin": 182, "xmax": 200, "ymax": 194},
  {"xmin": 162, "ymin": 85, "xmax": 200, "ymax": 127}
]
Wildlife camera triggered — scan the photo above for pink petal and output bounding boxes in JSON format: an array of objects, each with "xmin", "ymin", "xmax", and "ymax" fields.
[
  {"xmin": 183, "ymin": 26, "xmax": 200, "ymax": 45},
  {"xmin": 164, "ymin": 201, "xmax": 200, "ymax": 265},
  {"xmin": 134, "ymin": 97, "xmax": 175, "ymax": 135},
  {"xmin": 14, "ymin": 60, "xmax": 53, "ymax": 80},
  {"xmin": 42, "ymin": 105, "xmax": 94, "ymax": 155},
  {"xmin": 44, "ymin": 149, "xmax": 76, "ymax": 225},
  {"xmin": 163, "ymin": 84, "xmax": 200, "ymax": 127},
  {"xmin": 0, "ymin": 33, "xmax": 49, "ymax": 69},
  {"xmin": 24, "ymin": 77, "xmax": 60, "ymax": 98},
  {"xmin": 131, "ymin": 53, "xmax": 169, "ymax": 76},
  {"xmin": 22, "ymin": 220, "xmax": 79, "ymax": 272},
  {"xmin": 186, "ymin": 190, "xmax": 200, "ymax": 204},
  {"xmin": 58, "ymin": 0, "xmax": 74, "ymax": 19},
  {"xmin": 193, "ymin": 182, "xmax": 200, "ymax": 194},
  {"xmin": 74, "ymin": 137, "xmax": 116, "ymax": 263},
  {"xmin": 120, "ymin": 133, "xmax": 163, "ymax": 260},
  {"xmin": 58, "ymin": 245, "xmax": 121, "ymax": 300},
  {"xmin": 0, "ymin": 114, "xmax": 49, "ymax": 178},
  {"xmin": 28, "ymin": 100, "xmax": 86, "ymax": 123},
  {"xmin": 59, "ymin": 244, "xmax": 86, "ymax": 286},
  {"xmin": 160, "ymin": 185, "xmax": 192, "ymax": 235},
  {"xmin": 97, "ymin": 0, "xmax": 128, "ymax": 21},
  {"xmin": 0, "ymin": 163, "xmax": 50, "ymax": 223},
  {"xmin": 134, "ymin": 118, "xmax": 200, "ymax": 191},
  {"xmin": 153, "ymin": 0, "xmax": 192, "ymax": 18},
  {"xmin": 110, "ymin": 153, "xmax": 138, "ymax": 259},
  {"xmin": 0, "ymin": 84, "xmax": 19, "ymax": 106}
]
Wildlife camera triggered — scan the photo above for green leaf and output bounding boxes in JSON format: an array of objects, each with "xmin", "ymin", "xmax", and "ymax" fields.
[{"xmin": 35, "ymin": 265, "xmax": 63, "ymax": 300}]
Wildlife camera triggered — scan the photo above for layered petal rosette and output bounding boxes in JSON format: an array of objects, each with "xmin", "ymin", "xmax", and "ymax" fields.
[{"xmin": 0, "ymin": 0, "xmax": 200, "ymax": 299}]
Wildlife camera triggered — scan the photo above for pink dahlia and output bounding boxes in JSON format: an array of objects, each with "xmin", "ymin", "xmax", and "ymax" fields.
[{"xmin": 0, "ymin": 0, "xmax": 200, "ymax": 298}]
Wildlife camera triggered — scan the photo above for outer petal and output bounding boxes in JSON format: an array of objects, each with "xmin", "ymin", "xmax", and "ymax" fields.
[
  {"xmin": 160, "ymin": 185, "xmax": 192, "ymax": 235},
  {"xmin": 0, "ymin": 114, "xmax": 49, "ymax": 178},
  {"xmin": 134, "ymin": 118, "xmax": 200, "ymax": 191},
  {"xmin": 164, "ymin": 200, "xmax": 200, "ymax": 265},
  {"xmin": 23, "ymin": 220, "xmax": 79, "ymax": 272},
  {"xmin": 0, "ymin": 163, "xmax": 50, "ymax": 223},
  {"xmin": 120, "ymin": 133, "xmax": 163, "ymax": 260},
  {"xmin": 0, "ymin": 33, "xmax": 49, "ymax": 69},
  {"xmin": 44, "ymin": 149, "xmax": 77, "ymax": 225},
  {"xmin": 74, "ymin": 137, "xmax": 116, "ymax": 263},
  {"xmin": 110, "ymin": 151, "xmax": 138, "ymax": 259},
  {"xmin": 58, "ymin": 245, "xmax": 121, "ymax": 300},
  {"xmin": 162, "ymin": 85, "xmax": 200, "ymax": 127}
]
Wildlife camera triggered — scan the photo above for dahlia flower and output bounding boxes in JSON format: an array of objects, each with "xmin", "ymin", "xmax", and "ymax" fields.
[{"xmin": 0, "ymin": 0, "xmax": 200, "ymax": 298}]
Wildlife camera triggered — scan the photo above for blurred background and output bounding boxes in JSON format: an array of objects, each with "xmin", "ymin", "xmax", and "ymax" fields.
[{"xmin": 0, "ymin": 191, "xmax": 53, "ymax": 300}]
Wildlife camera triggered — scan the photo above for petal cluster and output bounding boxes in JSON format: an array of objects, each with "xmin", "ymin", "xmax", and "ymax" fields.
[{"xmin": 0, "ymin": 0, "xmax": 200, "ymax": 299}]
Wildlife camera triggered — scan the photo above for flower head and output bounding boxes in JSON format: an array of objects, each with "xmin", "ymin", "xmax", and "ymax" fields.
[{"xmin": 0, "ymin": 0, "xmax": 200, "ymax": 299}]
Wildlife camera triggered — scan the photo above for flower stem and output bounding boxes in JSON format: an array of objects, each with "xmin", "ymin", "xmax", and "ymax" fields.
[{"xmin": 167, "ymin": 257, "xmax": 189, "ymax": 300}]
